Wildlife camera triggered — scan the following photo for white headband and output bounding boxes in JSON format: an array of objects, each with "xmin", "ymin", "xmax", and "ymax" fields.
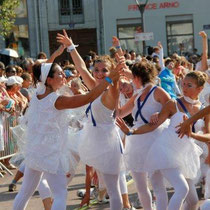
[
  {"xmin": 36, "ymin": 63, "xmax": 52, "ymax": 94},
  {"xmin": 41, "ymin": 63, "xmax": 52, "ymax": 84}
]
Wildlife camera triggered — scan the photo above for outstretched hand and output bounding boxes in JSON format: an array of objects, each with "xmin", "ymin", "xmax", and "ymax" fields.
[
  {"xmin": 176, "ymin": 115, "xmax": 192, "ymax": 138},
  {"xmin": 56, "ymin": 29, "xmax": 73, "ymax": 47},
  {"xmin": 157, "ymin": 41, "xmax": 163, "ymax": 49},
  {"xmin": 116, "ymin": 117, "xmax": 130, "ymax": 135},
  {"xmin": 199, "ymin": 31, "xmax": 207, "ymax": 39},
  {"xmin": 108, "ymin": 55, "xmax": 125, "ymax": 82},
  {"xmin": 112, "ymin": 36, "xmax": 120, "ymax": 47}
]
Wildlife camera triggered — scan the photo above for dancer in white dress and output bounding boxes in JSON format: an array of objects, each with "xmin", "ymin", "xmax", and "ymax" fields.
[
  {"xmin": 13, "ymin": 57, "xmax": 119, "ymax": 210},
  {"xmin": 56, "ymin": 30, "xmax": 125, "ymax": 210},
  {"xmin": 117, "ymin": 71, "xmax": 209, "ymax": 210},
  {"xmin": 117, "ymin": 61, "xmax": 171, "ymax": 210},
  {"xmin": 176, "ymin": 106, "xmax": 210, "ymax": 210}
]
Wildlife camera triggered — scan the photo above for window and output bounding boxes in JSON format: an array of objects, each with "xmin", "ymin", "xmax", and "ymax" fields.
[
  {"xmin": 166, "ymin": 16, "xmax": 194, "ymax": 55},
  {"xmin": 117, "ymin": 24, "xmax": 143, "ymax": 54},
  {"xmin": 59, "ymin": 0, "xmax": 84, "ymax": 25}
]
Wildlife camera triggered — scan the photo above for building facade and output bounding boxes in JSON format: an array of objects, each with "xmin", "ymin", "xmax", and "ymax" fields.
[
  {"xmin": 1, "ymin": 0, "xmax": 210, "ymax": 58},
  {"xmin": 102, "ymin": 0, "xmax": 210, "ymax": 56}
]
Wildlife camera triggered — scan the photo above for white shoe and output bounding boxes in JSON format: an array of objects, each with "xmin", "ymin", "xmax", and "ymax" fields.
[{"xmin": 97, "ymin": 197, "xmax": 109, "ymax": 204}]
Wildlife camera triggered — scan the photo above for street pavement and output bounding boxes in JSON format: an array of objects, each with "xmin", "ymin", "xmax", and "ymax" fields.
[{"xmin": 0, "ymin": 163, "xmax": 205, "ymax": 210}]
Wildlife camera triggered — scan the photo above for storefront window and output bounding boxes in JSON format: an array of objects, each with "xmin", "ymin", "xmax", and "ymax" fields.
[
  {"xmin": 117, "ymin": 25, "xmax": 143, "ymax": 54},
  {"xmin": 166, "ymin": 21, "xmax": 194, "ymax": 55}
]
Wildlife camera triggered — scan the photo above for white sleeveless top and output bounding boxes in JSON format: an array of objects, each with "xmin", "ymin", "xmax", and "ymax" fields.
[
  {"xmin": 24, "ymin": 92, "xmax": 71, "ymax": 174},
  {"xmin": 132, "ymin": 87, "xmax": 162, "ymax": 127},
  {"xmin": 88, "ymin": 94, "xmax": 115, "ymax": 125}
]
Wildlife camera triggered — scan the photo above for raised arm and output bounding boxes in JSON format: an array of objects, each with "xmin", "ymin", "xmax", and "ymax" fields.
[
  {"xmin": 112, "ymin": 36, "xmax": 124, "ymax": 57},
  {"xmin": 157, "ymin": 41, "xmax": 165, "ymax": 71},
  {"xmin": 46, "ymin": 45, "xmax": 66, "ymax": 63},
  {"xmin": 57, "ymin": 29, "xmax": 96, "ymax": 90},
  {"xmin": 199, "ymin": 31, "xmax": 208, "ymax": 71}
]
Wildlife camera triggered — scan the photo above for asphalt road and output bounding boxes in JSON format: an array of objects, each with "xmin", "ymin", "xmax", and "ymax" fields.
[{"xmin": 0, "ymin": 163, "xmax": 205, "ymax": 210}]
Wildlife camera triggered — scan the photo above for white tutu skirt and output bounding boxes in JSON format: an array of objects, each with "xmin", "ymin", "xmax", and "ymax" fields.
[
  {"xmin": 124, "ymin": 120, "xmax": 169, "ymax": 172},
  {"xmin": 144, "ymin": 127, "xmax": 203, "ymax": 179},
  {"xmin": 78, "ymin": 123, "xmax": 124, "ymax": 175}
]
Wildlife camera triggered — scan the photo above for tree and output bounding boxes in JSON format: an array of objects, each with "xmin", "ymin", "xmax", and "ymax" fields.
[{"xmin": 0, "ymin": 0, "xmax": 20, "ymax": 38}]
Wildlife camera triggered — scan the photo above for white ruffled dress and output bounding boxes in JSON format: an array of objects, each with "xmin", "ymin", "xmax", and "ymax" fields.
[
  {"xmin": 144, "ymin": 102, "xmax": 203, "ymax": 179},
  {"xmin": 124, "ymin": 87, "xmax": 169, "ymax": 172},
  {"xmin": 24, "ymin": 92, "xmax": 77, "ymax": 175},
  {"xmin": 78, "ymin": 95, "xmax": 124, "ymax": 175}
]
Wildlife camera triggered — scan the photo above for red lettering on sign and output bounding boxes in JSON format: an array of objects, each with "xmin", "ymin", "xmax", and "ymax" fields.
[
  {"xmin": 145, "ymin": 3, "xmax": 157, "ymax": 10},
  {"xmin": 128, "ymin": 2, "xmax": 179, "ymax": 11},
  {"xmin": 128, "ymin": 5, "xmax": 139, "ymax": 11}
]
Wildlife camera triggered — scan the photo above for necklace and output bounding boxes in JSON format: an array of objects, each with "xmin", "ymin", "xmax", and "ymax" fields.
[{"xmin": 183, "ymin": 96, "xmax": 199, "ymax": 105}]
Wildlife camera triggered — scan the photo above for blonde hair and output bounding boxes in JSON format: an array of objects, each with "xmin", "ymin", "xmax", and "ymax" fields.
[
  {"xmin": 93, "ymin": 55, "xmax": 115, "ymax": 70},
  {"xmin": 186, "ymin": 71, "xmax": 208, "ymax": 87}
]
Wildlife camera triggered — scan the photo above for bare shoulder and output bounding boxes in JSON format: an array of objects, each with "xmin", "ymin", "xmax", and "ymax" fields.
[
  {"xmin": 154, "ymin": 86, "xmax": 171, "ymax": 102},
  {"xmin": 154, "ymin": 86, "xmax": 170, "ymax": 97}
]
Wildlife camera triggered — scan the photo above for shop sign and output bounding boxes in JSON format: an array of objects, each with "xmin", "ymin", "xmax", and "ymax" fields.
[
  {"xmin": 135, "ymin": 32, "xmax": 154, "ymax": 41},
  {"xmin": 128, "ymin": 1, "xmax": 180, "ymax": 11}
]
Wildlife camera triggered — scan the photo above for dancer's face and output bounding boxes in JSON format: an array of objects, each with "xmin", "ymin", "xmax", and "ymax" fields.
[
  {"xmin": 182, "ymin": 76, "xmax": 203, "ymax": 99},
  {"xmin": 93, "ymin": 62, "xmax": 110, "ymax": 84},
  {"xmin": 47, "ymin": 66, "xmax": 66, "ymax": 90}
]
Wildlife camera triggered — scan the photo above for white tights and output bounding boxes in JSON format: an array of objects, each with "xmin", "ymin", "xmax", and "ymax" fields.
[
  {"xmin": 131, "ymin": 171, "xmax": 153, "ymax": 210},
  {"xmin": 150, "ymin": 170, "xmax": 168, "ymax": 210},
  {"xmin": 183, "ymin": 179, "xmax": 199, "ymax": 210},
  {"xmin": 119, "ymin": 171, "xmax": 128, "ymax": 195},
  {"xmin": 13, "ymin": 166, "xmax": 67, "ymax": 210},
  {"xmin": 151, "ymin": 168, "xmax": 189, "ymax": 210},
  {"xmin": 101, "ymin": 173, "xmax": 123, "ymax": 210}
]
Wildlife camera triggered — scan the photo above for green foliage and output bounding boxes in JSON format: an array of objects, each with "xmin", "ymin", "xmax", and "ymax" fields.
[{"xmin": 0, "ymin": 0, "xmax": 20, "ymax": 37}]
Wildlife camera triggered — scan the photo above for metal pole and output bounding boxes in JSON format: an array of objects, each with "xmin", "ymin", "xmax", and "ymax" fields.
[
  {"xmin": 135, "ymin": 0, "xmax": 149, "ymax": 55},
  {"xmin": 140, "ymin": 10, "xmax": 146, "ymax": 55}
]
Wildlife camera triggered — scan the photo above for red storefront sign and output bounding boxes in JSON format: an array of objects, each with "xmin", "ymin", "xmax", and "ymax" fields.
[{"xmin": 128, "ymin": 1, "xmax": 180, "ymax": 11}]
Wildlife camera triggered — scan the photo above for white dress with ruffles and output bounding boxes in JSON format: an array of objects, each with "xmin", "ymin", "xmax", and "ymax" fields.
[
  {"xmin": 144, "ymin": 102, "xmax": 203, "ymax": 179},
  {"xmin": 78, "ymin": 94, "xmax": 124, "ymax": 175},
  {"xmin": 124, "ymin": 87, "xmax": 169, "ymax": 172},
  {"xmin": 24, "ymin": 92, "xmax": 77, "ymax": 175}
]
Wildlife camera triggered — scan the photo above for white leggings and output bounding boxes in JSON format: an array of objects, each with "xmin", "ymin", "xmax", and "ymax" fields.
[
  {"xmin": 119, "ymin": 171, "xmax": 128, "ymax": 195},
  {"xmin": 37, "ymin": 175, "xmax": 51, "ymax": 200},
  {"xmin": 183, "ymin": 179, "xmax": 199, "ymax": 210},
  {"xmin": 131, "ymin": 171, "xmax": 153, "ymax": 210},
  {"xmin": 18, "ymin": 162, "xmax": 52, "ymax": 200},
  {"xmin": 13, "ymin": 166, "xmax": 67, "ymax": 210},
  {"xmin": 151, "ymin": 168, "xmax": 189, "ymax": 210},
  {"xmin": 101, "ymin": 173, "xmax": 122, "ymax": 210}
]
